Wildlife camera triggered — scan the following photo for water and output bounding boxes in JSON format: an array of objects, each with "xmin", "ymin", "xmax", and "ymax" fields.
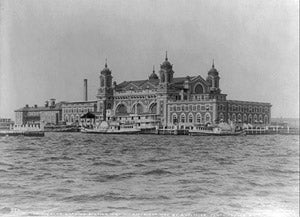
[{"xmin": 0, "ymin": 133, "xmax": 299, "ymax": 217}]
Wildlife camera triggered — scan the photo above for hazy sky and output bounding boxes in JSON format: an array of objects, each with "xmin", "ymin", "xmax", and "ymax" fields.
[{"xmin": 0, "ymin": 0, "xmax": 299, "ymax": 119}]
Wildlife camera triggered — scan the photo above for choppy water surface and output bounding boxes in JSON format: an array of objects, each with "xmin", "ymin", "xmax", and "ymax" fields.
[{"xmin": 0, "ymin": 133, "xmax": 299, "ymax": 217}]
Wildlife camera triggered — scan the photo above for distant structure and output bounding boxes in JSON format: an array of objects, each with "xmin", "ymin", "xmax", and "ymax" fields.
[
  {"xmin": 15, "ymin": 53, "xmax": 271, "ymax": 127},
  {"xmin": 0, "ymin": 118, "xmax": 14, "ymax": 130},
  {"xmin": 96, "ymin": 53, "xmax": 271, "ymax": 128},
  {"xmin": 84, "ymin": 78, "xmax": 88, "ymax": 101},
  {"xmin": 15, "ymin": 99, "xmax": 62, "ymax": 126}
]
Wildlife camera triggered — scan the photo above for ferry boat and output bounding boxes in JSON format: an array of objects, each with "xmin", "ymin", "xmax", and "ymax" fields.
[
  {"xmin": 189, "ymin": 123, "xmax": 245, "ymax": 136},
  {"xmin": 81, "ymin": 121, "xmax": 141, "ymax": 134}
]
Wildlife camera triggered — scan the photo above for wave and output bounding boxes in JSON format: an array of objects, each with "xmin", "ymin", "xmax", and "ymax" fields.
[
  {"xmin": 142, "ymin": 158, "xmax": 171, "ymax": 163},
  {"xmin": 14, "ymin": 148, "xmax": 37, "ymax": 152},
  {"xmin": 92, "ymin": 161, "xmax": 122, "ymax": 166},
  {"xmin": 62, "ymin": 193, "xmax": 170, "ymax": 202},
  {"xmin": 0, "ymin": 207, "xmax": 11, "ymax": 214},
  {"xmin": 87, "ymin": 172, "xmax": 136, "ymax": 182},
  {"xmin": 38, "ymin": 156, "xmax": 75, "ymax": 162},
  {"xmin": 142, "ymin": 169, "xmax": 173, "ymax": 176}
]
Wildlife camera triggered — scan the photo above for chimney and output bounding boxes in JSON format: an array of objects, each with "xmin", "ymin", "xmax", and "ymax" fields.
[
  {"xmin": 34, "ymin": 105, "xmax": 37, "ymax": 108},
  {"xmin": 25, "ymin": 104, "xmax": 29, "ymax": 108},
  {"xmin": 49, "ymin": 98, "xmax": 56, "ymax": 107},
  {"xmin": 84, "ymin": 79, "xmax": 88, "ymax": 101},
  {"xmin": 45, "ymin": 101, "xmax": 49, "ymax": 107}
]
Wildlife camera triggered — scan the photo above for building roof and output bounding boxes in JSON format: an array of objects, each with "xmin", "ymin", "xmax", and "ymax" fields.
[
  {"xmin": 61, "ymin": 100, "xmax": 97, "ymax": 105},
  {"xmin": 227, "ymin": 100, "xmax": 272, "ymax": 105},
  {"xmin": 117, "ymin": 79, "xmax": 160, "ymax": 89},
  {"xmin": 117, "ymin": 76, "xmax": 198, "ymax": 88},
  {"xmin": 15, "ymin": 103, "xmax": 62, "ymax": 112}
]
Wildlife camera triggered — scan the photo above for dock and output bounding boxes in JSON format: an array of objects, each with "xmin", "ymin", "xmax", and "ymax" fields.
[{"xmin": 0, "ymin": 130, "xmax": 45, "ymax": 137}]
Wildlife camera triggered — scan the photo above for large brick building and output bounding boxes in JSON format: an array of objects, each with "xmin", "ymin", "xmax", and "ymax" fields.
[
  {"xmin": 15, "ymin": 99, "xmax": 62, "ymax": 125},
  {"xmin": 15, "ymin": 53, "xmax": 271, "ymax": 128},
  {"xmin": 96, "ymin": 54, "xmax": 271, "ymax": 128}
]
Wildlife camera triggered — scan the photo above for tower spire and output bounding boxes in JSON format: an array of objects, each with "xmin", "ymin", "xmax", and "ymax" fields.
[
  {"xmin": 105, "ymin": 58, "xmax": 107, "ymax": 68},
  {"xmin": 153, "ymin": 65, "xmax": 155, "ymax": 72},
  {"xmin": 212, "ymin": 59, "xmax": 215, "ymax": 68},
  {"xmin": 165, "ymin": 51, "xmax": 168, "ymax": 61}
]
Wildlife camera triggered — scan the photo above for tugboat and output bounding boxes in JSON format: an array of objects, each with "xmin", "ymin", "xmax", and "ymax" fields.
[{"xmin": 81, "ymin": 121, "xmax": 141, "ymax": 134}]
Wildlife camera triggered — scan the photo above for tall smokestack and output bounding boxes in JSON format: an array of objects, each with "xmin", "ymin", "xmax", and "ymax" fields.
[{"xmin": 84, "ymin": 79, "xmax": 88, "ymax": 101}]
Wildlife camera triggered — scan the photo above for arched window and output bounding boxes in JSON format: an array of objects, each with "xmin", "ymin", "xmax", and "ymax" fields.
[
  {"xmin": 205, "ymin": 113, "xmax": 211, "ymax": 124},
  {"xmin": 259, "ymin": 114, "xmax": 263, "ymax": 123},
  {"xmin": 107, "ymin": 103, "xmax": 112, "ymax": 109},
  {"xmin": 264, "ymin": 115, "xmax": 268, "ymax": 124},
  {"xmin": 70, "ymin": 116, "xmax": 74, "ymax": 123},
  {"xmin": 100, "ymin": 77, "xmax": 104, "ymax": 87},
  {"xmin": 188, "ymin": 113, "xmax": 194, "ymax": 123},
  {"xmin": 219, "ymin": 113, "xmax": 224, "ymax": 122},
  {"xmin": 194, "ymin": 84, "xmax": 204, "ymax": 94},
  {"xmin": 243, "ymin": 114, "xmax": 247, "ymax": 122},
  {"xmin": 232, "ymin": 113, "xmax": 236, "ymax": 122},
  {"xmin": 65, "ymin": 115, "xmax": 69, "ymax": 122},
  {"xmin": 172, "ymin": 114, "xmax": 178, "ymax": 124},
  {"xmin": 180, "ymin": 113, "xmax": 186, "ymax": 123},
  {"xmin": 136, "ymin": 103, "xmax": 143, "ymax": 114},
  {"xmin": 161, "ymin": 73, "xmax": 165, "ymax": 83},
  {"xmin": 248, "ymin": 114, "xmax": 252, "ymax": 124},
  {"xmin": 167, "ymin": 74, "xmax": 171, "ymax": 83},
  {"xmin": 254, "ymin": 114, "xmax": 258, "ymax": 123},
  {"xmin": 196, "ymin": 113, "xmax": 202, "ymax": 123},
  {"xmin": 237, "ymin": 114, "xmax": 242, "ymax": 122},
  {"xmin": 116, "ymin": 104, "xmax": 127, "ymax": 115},
  {"xmin": 149, "ymin": 103, "xmax": 157, "ymax": 114},
  {"xmin": 207, "ymin": 77, "xmax": 212, "ymax": 86},
  {"xmin": 264, "ymin": 107, "xmax": 268, "ymax": 113}
]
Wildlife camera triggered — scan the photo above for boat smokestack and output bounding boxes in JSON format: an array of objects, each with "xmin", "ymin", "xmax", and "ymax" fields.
[{"xmin": 84, "ymin": 79, "xmax": 88, "ymax": 101}]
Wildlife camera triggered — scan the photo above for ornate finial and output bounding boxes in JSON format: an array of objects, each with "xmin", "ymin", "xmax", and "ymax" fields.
[
  {"xmin": 153, "ymin": 65, "xmax": 155, "ymax": 72},
  {"xmin": 212, "ymin": 59, "xmax": 215, "ymax": 68},
  {"xmin": 105, "ymin": 58, "xmax": 107, "ymax": 68},
  {"xmin": 165, "ymin": 51, "xmax": 168, "ymax": 61}
]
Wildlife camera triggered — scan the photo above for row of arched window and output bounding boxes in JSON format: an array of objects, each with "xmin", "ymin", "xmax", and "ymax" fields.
[
  {"xmin": 228, "ymin": 105, "xmax": 269, "ymax": 113},
  {"xmin": 171, "ymin": 113, "xmax": 212, "ymax": 124},
  {"xmin": 63, "ymin": 107, "xmax": 93, "ymax": 114},
  {"xmin": 65, "ymin": 114, "xmax": 80, "ymax": 123},
  {"xmin": 115, "ymin": 103, "xmax": 157, "ymax": 115},
  {"xmin": 170, "ymin": 104, "xmax": 211, "ymax": 112},
  {"xmin": 227, "ymin": 113, "xmax": 269, "ymax": 124}
]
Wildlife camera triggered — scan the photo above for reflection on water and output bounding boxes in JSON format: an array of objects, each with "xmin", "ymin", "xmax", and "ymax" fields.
[{"xmin": 0, "ymin": 133, "xmax": 299, "ymax": 216}]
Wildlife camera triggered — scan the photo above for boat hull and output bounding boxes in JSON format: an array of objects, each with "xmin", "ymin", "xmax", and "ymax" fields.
[
  {"xmin": 189, "ymin": 130, "xmax": 246, "ymax": 136},
  {"xmin": 81, "ymin": 128, "xmax": 141, "ymax": 134}
]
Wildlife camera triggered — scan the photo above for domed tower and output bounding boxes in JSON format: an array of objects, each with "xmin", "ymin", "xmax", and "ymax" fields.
[
  {"xmin": 206, "ymin": 60, "xmax": 220, "ymax": 93},
  {"xmin": 97, "ymin": 59, "xmax": 114, "ymax": 121},
  {"xmin": 159, "ymin": 51, "xmax": 174, "ymax": 84},
  {"xmin": 149, "ymin": 65, "xmax": 159, "ymax": 81},
  {"xmin": 99, "ymin": 60, "xmax": 112, "ymax": 89}
]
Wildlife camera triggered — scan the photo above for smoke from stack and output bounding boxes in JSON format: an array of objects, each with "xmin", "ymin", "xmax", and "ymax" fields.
[{"xmin": 84, "ymin": 79, "xmax": 88, "ymax": 101}]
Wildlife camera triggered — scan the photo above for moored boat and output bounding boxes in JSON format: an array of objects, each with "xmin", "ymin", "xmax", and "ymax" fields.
[
  {"xmin": 81, "ymin": 121, "xmax": 141, "ymax": 134},
  {"xmin": 189, "ymin": 123, "xmax": 246, "ymax": 136}
]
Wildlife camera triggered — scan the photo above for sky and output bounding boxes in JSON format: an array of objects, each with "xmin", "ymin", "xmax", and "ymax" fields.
[{"xmin": 0, "ymin": 0, "xmax": 299, "ymax": 120}]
